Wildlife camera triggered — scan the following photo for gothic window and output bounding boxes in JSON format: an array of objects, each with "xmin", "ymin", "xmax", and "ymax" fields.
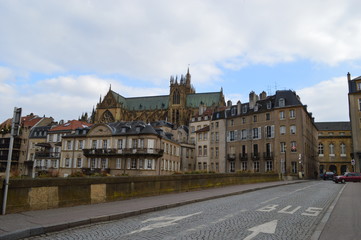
[
  {"xmin": 101, "ymin": 110, "xmax": 114, "ymax": 123},
  {"xmin": 173, "ymin": 90, "xmax": 180, "ymax": 104}
]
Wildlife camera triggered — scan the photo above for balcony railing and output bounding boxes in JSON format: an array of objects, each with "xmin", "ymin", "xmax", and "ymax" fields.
[
  {"xmin": 263, "ymin": 152, "xmax": 274, "ymax": 160},
  {"xmin": 83, "ymin": 148, "xmax": 164, "ymax": 157},
  {"xmin": 251, "ymin": 153, "xmax": 260, "ymax": 160},
  {"xmin": 227, "ymin": 154, "xmax": 236, "ymax": 161},
  {"xmin": 35, "ymin": 152, "xmax": 60, "ymax": 159},
  {"xmin": 239, "ymin": 153, "xmax": 248, "ymax": 161}
]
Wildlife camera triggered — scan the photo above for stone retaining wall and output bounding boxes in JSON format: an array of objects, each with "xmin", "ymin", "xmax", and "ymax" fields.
[{"xmin": 1, "ymin": 173, "xmax": 279, "ymax": 213}]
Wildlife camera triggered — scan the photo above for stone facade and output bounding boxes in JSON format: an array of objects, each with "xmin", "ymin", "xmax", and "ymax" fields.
[
  {"xmin": 316, "ymin": 122, "xmax": 353, "ymax": 175},
  {"xmin": 93, "ymin": 69, "xmax": 225, "ymax": 126},
  {"xmin": 347, "ymin": 72, "xmax": 361, "ymax": 172}
]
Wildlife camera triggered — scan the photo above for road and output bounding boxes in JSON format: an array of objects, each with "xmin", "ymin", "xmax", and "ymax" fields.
[{"xmin": 25, "ymin": 181, "xmax": 343, "ymax": 240}]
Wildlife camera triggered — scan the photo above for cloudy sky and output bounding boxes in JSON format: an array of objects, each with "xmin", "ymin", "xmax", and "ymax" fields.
[{"xmin": 1, "ymin": 0, "xmax": 360, "ymax": 123}]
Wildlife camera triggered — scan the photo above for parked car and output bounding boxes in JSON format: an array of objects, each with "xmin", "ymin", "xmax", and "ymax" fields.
[
  {"xmin": 334, "ymin": 172, "xmax": 361, "ymax": 183},
  {"xmin": 323, "ymin": 172, "xmax": 335, "ymax": 180}
]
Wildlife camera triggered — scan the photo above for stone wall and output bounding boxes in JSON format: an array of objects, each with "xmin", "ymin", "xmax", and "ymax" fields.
[{"xmin": 1, "ymin": 173, "xmax": 279, "ymax": 214}]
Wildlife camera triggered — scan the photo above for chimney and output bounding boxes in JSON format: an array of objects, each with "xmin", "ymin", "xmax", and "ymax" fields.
[
  {"xmin": 249, "ymin": 91, "xmax": 258, "ymax": 109},
  {"xmin": 227, "ymin": 100, "xmax": 232, "ymax": 108},
  {"xmin": 347, "ymin": 72, "xmax": 351, "ymax": 81},
  {"xmin": 259, "ymin": 91, "xmax": 267, "ymax": 100},
  {"xmin": 237, "ymin": 100, "xmax": 241, "ymax": 114}
]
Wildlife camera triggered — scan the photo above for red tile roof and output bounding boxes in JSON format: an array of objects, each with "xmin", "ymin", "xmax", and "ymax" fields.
[
  {"xmin": 0, "ymin": 114, "xmax": 49, "ymax": 129},
  {"xmin": 49, "ymin": 120, "xmax": 92, "ymax": 132}
]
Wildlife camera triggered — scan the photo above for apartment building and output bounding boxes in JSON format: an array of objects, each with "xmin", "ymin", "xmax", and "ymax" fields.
[
  {"xmin": 224, "ymin": 90, "xmax": 318, "ymax": 179},
  {"xmin": 316, "ymin": 122, "xmax": 353, "ymax": 175},
  {"xmin": 59, "ymin": 121, "xmax": 181, "ymax": 176}
]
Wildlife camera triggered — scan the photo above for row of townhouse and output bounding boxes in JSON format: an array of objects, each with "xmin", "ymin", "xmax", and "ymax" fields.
[
  {"xmin": 27, "ymin": 120, "xmax": 184, "ymax": 177},
  {"xmin": 190, "ymin": 90, "xmax": 319, "ymax": 179}
]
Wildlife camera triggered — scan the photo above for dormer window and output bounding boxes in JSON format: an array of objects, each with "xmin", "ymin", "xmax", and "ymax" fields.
[
  {"xmin": 279, "ymin": 98, "xmax": 285, "ymax": 107},
  {"xmin": 231, "ymin": 107, "xmax": 237, "ymax": 116},
  {"xmin": 121, "ymin": 127, "xmax": 127, "ymax": 133},
  {"xmin": 357, "ymin": 82, "xmax": 361, "ymax": 91},
  {"xmin": 254, "ymin": 104, "xmax": 258, "ymax": 112},
  {"xmin": 136, "ymin": 127, "xmax": 141, "ymax": 132},
  {"xmin": 267, "ymin": 101, "xmax": 272, "ymax": 109},
  {"xmin": 242, "ymin": 105, "xmax": 248, "ymax": 114}
]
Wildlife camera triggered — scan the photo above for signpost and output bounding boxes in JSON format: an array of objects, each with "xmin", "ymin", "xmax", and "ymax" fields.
[
  {"xmin": 2, "ymin": 107, "xmax": 22, "ymax": 215},
  {"xmin": 351, "ymin": 159, "xmax": 355, "ymax": 172}
]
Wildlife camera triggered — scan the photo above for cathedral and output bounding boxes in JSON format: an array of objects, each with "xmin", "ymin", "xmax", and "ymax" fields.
[{"xmin": 93, "ymin": 69, "xmax": 225, "ymax": 126}]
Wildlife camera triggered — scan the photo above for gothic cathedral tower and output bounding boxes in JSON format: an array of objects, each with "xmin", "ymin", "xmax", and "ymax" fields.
[{"xmin": 168, "ymin": 68, "xmax": 195, "ymax": 126}]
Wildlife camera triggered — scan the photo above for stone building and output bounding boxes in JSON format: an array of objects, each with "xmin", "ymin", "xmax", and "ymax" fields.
[
  {"xmin": 222, "ymin": 90, "xmax": 318, "ymax": 179},
  {"xmin": 58, "ymin": 121, "xmax": 181, "ymax": 176},
  {"xmin": 0, "ymin": 114, "xmax": 53, "ymax": 176},
  {"xmin": 315, "ymin": 122, "xmax": 353, "ymax": 175},
  {"xmin": 347, "ymin": 72, "xmax": 361, "ymax": 172},
  {"xmin": 93, "ymin": 69, "xmax": 225, "ymax": 126}
]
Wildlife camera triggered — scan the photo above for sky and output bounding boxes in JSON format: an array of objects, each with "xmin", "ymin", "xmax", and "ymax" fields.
[{"xmin": 1, "ymin": 0, "xmax": 361, "ymax": 123}]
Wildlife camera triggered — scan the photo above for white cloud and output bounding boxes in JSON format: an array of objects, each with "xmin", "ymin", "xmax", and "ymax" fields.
[
  {"xmin": 1, "ymin": 1, "xmax": 361, "ymax": 85},
  {"xmin": 297, "ymin": 76, "xmax": 349, "ymax": 122}
]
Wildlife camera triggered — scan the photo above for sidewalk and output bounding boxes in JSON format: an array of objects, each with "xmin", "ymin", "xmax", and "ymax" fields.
[{"xmin": 0, "ymin": 180, "xmax": 304, "ymax": 240}]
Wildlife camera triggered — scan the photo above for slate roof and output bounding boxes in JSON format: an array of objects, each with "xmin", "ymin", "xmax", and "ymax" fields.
[
  {"xmin": 29, "ymin": 126, "xmax": 51, "ymax": 138},
  {"xmin": 315, "ymin": 122, "xmax": 351, "ymax": 131},
  {"xmin": 110, "ymin": 90, "xmax": 223, "ymax": 110},
  {"xmin": 348, "ymin": 75, "xmax": 361, "ymax": 93}
]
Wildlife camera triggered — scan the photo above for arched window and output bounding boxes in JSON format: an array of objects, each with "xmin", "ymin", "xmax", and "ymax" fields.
[
  {"xmin": 173, "ymin": 90, "xmax": 180, "ymax": 104},
  {"xmin": 329, "ymin": 143, "xmax": 335, "ymax": 155},
  {"xmin": 340, "ymin": 143, "xmax": 346, "ymax": 156}
]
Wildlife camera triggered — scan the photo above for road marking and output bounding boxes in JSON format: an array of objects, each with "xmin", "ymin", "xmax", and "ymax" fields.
[
  {"xmin": 278, "ymin": 205, "xmax": 301, "ymax": 214},
  {"xmin": 260, "ymin": 197, "xmax": 279, "ymax": 204},
  {"xmin": 127, "ymin": 212, "xmax": 202, "ymax": 235},
  {"xmin": 257, "ymin": 204, "xmax": 278, "ymax": 212},
  {"xmin": 243, "ymin": 220, "xmax": 278, "ymax": 240},
  {"xmin": 301, "ymin": 207, "xmax": 323, "ymax": 216}
]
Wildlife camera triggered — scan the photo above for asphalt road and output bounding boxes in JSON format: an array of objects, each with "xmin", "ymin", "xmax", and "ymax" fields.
[{"xmin": 25, "ymin": 181, "xmax": 343, "ymax": 240}]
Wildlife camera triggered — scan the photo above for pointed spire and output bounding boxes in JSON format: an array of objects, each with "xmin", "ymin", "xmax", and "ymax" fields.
[
  {"xmin": 221, "ymin": 87, "xmax": 223, "ymax": 93},
  {"xmin": 99, "ymin": 95, "xmax": 102, "ymax": 103}
]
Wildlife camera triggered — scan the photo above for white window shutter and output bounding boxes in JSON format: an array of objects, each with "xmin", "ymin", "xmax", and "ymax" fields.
[{"xmin": 258, "ymin": 127, "xmax": 262, "ymax": 139}]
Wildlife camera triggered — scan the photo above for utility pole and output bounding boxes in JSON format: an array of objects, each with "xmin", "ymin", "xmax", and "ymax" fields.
[{"xmin": 2, "ymin": 107, "xmax": 22, "ymax": 215}]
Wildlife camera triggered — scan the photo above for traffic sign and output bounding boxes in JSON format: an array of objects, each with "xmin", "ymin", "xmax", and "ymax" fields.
[{"xmin": 351, "ymin": 159, "xmax": 355, "ymax": 165}]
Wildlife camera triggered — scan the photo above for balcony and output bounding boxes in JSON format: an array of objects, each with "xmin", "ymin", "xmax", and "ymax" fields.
[
  {"xmin": 227, "ymin": 154, "xmax": 236, "ymax": 161},
  {"xmin": 263, "ymin": 152, "xmax": 274, "ymax": 160},
  {"xmin": 239, "ymin": 153, "xmax": 248, "ymax": 161},
  {"xmin": 35, "ymin": 152, "xmax": 60, "ymax": 159},
  {"xmin": 83, "ymin": 148, "xmax": 164, "ymax": 158},
  {"xmin": 251, "ymin": 153, "xmax": 260, "ymax": 160}
]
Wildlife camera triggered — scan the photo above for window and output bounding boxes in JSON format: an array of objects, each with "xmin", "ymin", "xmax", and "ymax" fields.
[
  {"xmin": 102, "ymin": 140, "xmax": 108, "ymax": 149},
  {"xmin": 340, "ymin": 143, "xmax": 346, "ymax": 156},
  {"xmin": 211, "ymin": 133, "xmax": 214, "ymax": 142},
  {"xmin": 290, "ymin": 125, "xmax": 296, "ymax": 134},
  {"xmin": 266, "ymin": 113, "xmax": 270, "ymax": 120},
  {"xmin": 203, "ymin": 162, "xmax": 207, "ymax": 170},
  {"xmin": 139, "ymin": 159, "xmax": 144, "ymax": 169},
  {"xmin": 67, "ymin": 141, "xmax": 72, "ymax": 150},
  {"xmin": 329, "ymin": 143, "xmax": 335, "ymax": 156},
  {"xmin": 241, "ymin": 161, "xmax": 247, "ymax": 171},
  {"xmin": 198, "ymin": 133, "xmax": 202, "ymax": 141},
  {"xmin": 101, "ymin": 158, "xmax": 107, "ymax": 169},
  {"xmin": 253, "ymin": 128, "xmax": 259, "ymax": 139},
  {"xmin": 230, "ymin": 131, "xmax": 235, "ymax": 141},
  {"xmin": 357, "ymin": 82, "xmax": 361, "ymax": 91},
  {"xmin": 116, "ymin": 158, "xmax": 121, "ymax": 169},
  {"xmin": 290, "ymin": 110, "xmax": 296, "ymax": 118},
  {"xmin": 215, "ymin": 132, "xmax": 219, "ymax": 142},
  {"xmin": 203, "ymin": 133, "xmax": 208, "ymax": 140},
  {"xmin": 203, "ymin": 146, "xmax": 207, "ymax": 156},
  {"xmin": 230, "ymin": 161, "xmax": 235, "ymax": 172},
  {"xmin": 146, "ymin": 159, "xmax": 153, "ymax": 169},
  {"xmin": 77, "ymin": 158, "xmax": 82, "ymax": 168},
  {"xmin": 65, "ymin": 158, "xmax": 70, "ymax": 168},
  {"xmin": 253, "ymin": 161, "xmax": 260, "ymax": 172},
  {"xmin": 359, "ymin": 99, "xmax": 361, "ymax": 111},
  {"xmin": 92, "ymin": 140, "xmax": 97, "ymax": 149},
  {"xmin": 292, "ymin": 161, "xmax": 298, "ymax": 173},
  {"xmin": 266, "ymin": 161, "xmax": 273, "ymax": 172},
  {"xmin": 253, "ymin": 115, "xmax": 257, "ymax": 122},
  {"xmin": 118, "ymin": 139, "xmax": 123, "ymax": 149},
  {"xmin": 265, "ymin": 125, "xmax": 274, "ymax": 138},
  {"xmin": 242, "ymin": 105, "xmax": 248, "ymax": 113},
  {"xmin": 280, "ymin": 111, "xmax": 285, "ymax": 120},
  {"xmin": 191, "ymin": 126, "xmax": 195, "ymax": 133},
  {"xmin": 318, "ymin": 143, "xmax": 324, "ymax": 155},
  {"xmin": 241, "ymin": 129, "xmax": 247, "ymax": 140},
  {"xmin": 230, "ymin": 119, "xmax": 234, "ymax": 126},
  {"xmin": 198, "ymin": 146, "xmax": 202, "ymax": 156},
  {"xmin": 291, "ymin": 141, "xmax": 297, "ymax": 152},
  {"xmin": 279, "ymin": 98, "xmax": 285, "ymax": 107},
  {"xmin": 78, "ymin": 140, "xmax": 84, "ymax": 150},
  {"xmin": 267, "ymin": 101, "xmax": 272, "ymax": 109},
  {"xmin": 242, "ymin": 117, "xmax": 246, "ymax": 124},
  {"xmin": 280, "ymin": 142, "xmax": 286, "ymax": 153},
  {"xmin": 215, "ymin": 147, "xmax": 219, "ymax": 158},
  {"xmin": 91, "ymin": 158, "xmax": 96, "ymax": 169},
  {"xmin": 231, "ymin": 107, "xmax": 237, "ymax": 116},
  {"xmin": 131, "ymin": 159, "xmax": 137, "ymax": 169},
  {"xmin": 215, "ymin": 122, "xmax": 219, "ymax": 128},
  {"xmin": 280, "ymin": 126, "xmax": 286, "ymax": 135}
]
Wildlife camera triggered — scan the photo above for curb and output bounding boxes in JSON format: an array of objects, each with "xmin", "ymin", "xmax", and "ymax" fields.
[{"xmin": 0, "ymin": 181, "xmax": 305, "ymax": 240}]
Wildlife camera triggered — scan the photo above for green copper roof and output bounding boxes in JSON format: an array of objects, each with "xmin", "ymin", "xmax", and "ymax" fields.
[
  {"xmin": 186, "ymin": 92, "xmax": 223, "ymax": 107},
  {"xmin": 111, "ymin": 91, "xmax": 169, "ymax": 110}
]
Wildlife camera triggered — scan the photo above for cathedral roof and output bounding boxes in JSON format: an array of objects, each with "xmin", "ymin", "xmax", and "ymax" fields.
[{"xmin": 186, "ymin": 92, "xmax": 224, "ymax": 108}]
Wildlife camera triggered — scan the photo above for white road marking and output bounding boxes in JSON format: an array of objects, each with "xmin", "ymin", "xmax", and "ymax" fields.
[
  {"xmin": 278, "ymin": 205, "xmax": 301, "ymax": 214},
  {"xmin": 260, "ymin": 197, "xmax": 279, "ymax": 204},
  {"xmin": 126, "ymin": 212, "xmax": 202, "ymax": 235},
  {"xmin": 243, "ymin": 220, "xmax": 278, "ymax": 240}
]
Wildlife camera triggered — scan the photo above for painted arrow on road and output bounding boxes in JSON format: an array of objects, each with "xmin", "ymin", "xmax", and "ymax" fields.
[{"xmin": 243, "ymin": 220, "xmax": 278, "ymax": 240}]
